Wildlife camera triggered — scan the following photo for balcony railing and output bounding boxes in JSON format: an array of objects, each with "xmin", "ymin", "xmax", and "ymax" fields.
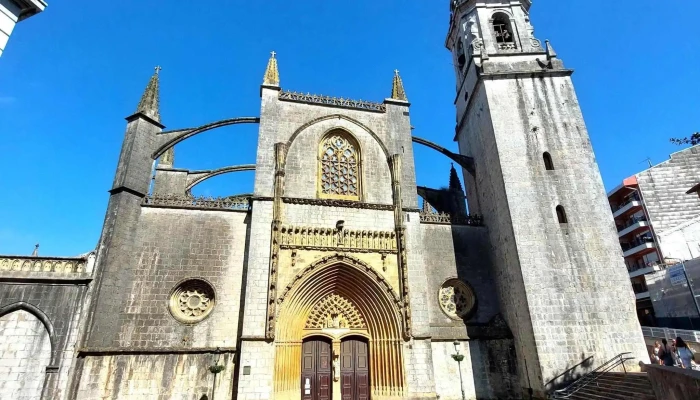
[
  {"xmin": 617, "ymin": 216, "xmax": 648, "ymax": 232},
  {"xmin": 621, "ymin": 235, "xmax": 655, "ymax": 251},
  {"xmin": 642, "ymin": 326, "xmax": 700, "ymax": 344},
  {"xmin": 611, "ymin": 193, "xmax": 641, "ymax": 213}
]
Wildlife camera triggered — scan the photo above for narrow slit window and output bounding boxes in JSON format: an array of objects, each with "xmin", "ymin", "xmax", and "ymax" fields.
[
  {"xmin": 543, "ymin": 152, "xmax": 554, "ymax": 170},
  {"xmin": 556, "ymin": 205, "xmax": 568, "ymax": 224}
]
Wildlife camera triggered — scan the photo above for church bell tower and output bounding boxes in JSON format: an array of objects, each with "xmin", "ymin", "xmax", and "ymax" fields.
[{"xmin": 446, "ymin": 1, "xmax": 648, "ymax": 397}]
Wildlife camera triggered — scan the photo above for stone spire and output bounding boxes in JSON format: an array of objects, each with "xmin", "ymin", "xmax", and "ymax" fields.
[
  {"xmin": 160, "ymin": 146, "xmax": 174, "ymax": 167},
  {"xmin": 449, "ymin": 163, "xmax": 463, "ymax": 192},
  {"xmin": 391, "ymin": 70, "xmax": 408, "ymax": 101},
  {"xmin": 262, "ymin": 51, "xmax": 280, "ymax": 86},
  {"xmin": 135, "ymin": 66, "xmax": 161, "ymax": 123}
]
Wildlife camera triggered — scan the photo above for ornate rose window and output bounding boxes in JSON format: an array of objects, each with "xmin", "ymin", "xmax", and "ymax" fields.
[
  {"xmin": 438, "ymin": 278, "xmax": 477, "ymax": 320},
  {"xmin": 169, "ymin": 279, "xmax": 216, "ymax": 324}
]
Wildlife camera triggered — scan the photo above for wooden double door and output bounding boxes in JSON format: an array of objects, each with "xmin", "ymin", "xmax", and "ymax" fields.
[{"xmin": 301, "ymin": 337, "xmax": 369, "ymax": 400}]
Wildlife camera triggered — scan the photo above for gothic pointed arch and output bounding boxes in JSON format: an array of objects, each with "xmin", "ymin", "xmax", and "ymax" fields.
[
  {"xmin": 0, "ymin": 301, "xmax": 57, "ymax": 365},
  {"xmin": 273, "ymin": 254, "xmax": 405, "ymax": 399}
]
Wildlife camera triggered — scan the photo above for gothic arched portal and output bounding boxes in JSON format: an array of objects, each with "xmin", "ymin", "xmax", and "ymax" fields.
[{"xmin": 274, "ymin": 256, "xmax": 405, "ymax": 400}]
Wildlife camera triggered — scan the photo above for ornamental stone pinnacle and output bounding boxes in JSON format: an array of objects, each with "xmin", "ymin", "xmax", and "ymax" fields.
[
  {"xmin": 391, "ymin": 69, "xmax": 408, "ymax": 101},
  {"xmin": 160, "ymin": 146, "xmax": 174, "ymax": 167},
  {"xmin": 135, "ymin": 66, "xmax": 161, "ymax": 123},
  {"xmin": 262, "ymin": 51, "xmax": 280, "ymax": 86},
  {"xmin": 449, "ymin": 163, "xmax": 463, "ymax": 192}
]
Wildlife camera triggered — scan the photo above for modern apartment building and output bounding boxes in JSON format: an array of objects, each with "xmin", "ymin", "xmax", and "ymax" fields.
[
  {"xmin": 0, "ymin": 0, "xmax": 46, "ymax": 57},
  {"xmin": 608, "ymin": 144, "xmax": 700, "ymax": 323}
]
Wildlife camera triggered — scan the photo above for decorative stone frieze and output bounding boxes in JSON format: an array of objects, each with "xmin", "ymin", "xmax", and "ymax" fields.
[
  {"xmin": 438, "ymin": 278, "xmax": 476, "ymax": 320},
  {"xmin": 169, "ymin": 279, "xmax": 216, "ymax": 324},
  {"xmin": 143, "ymin": 194, "xmax": 250, "ymax": 211},
  {"xmin": 281, "ymin": 196, "xmax": 394, "ymax": 210},
  {"xmin": 278, "ymin": 90, "xmax": 386, "ymax": 113},
  {"xmin": 279, "ymin": 225, "xmax": 397, "ymax": 254},
  {"xmin": 0, "ymin": 256, "xmax": 89, "ymax": 274},
  {"xmin": 419, "ymin": 209, "xmax": 483, "ymax": 226}
]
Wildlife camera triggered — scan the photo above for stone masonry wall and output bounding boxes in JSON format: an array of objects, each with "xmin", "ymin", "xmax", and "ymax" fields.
[
  {"xmin": 636, "ymin": 145, "xmax": 700, "ymax": 259},
  {"xmin": 0, "ymin": 310, "xmax": 52, "ymax": 400},
  {"xmin": 75, "ymin": 352, "xmax": 235, "ymax": 399},
  {"xmin": 465, "ymin": 74, "xmax": 649, "ymax": 393},
  {"xmin": 0, "ymin": 281, "xmax": 88, "ymax": 400},
  {"xmin": 100, "ymin": 207, "xmax": 249, "ymax": 349}
]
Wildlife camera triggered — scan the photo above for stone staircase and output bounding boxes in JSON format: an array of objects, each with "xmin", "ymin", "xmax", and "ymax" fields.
[{"xmin": 563, "ymin": 372, "xmax": 656, "ymax": 400}]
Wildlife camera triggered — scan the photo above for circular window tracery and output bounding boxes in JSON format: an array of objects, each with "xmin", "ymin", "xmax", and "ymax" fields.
[
  {"xmin": 169, "ymin": 279, "xmax": 216, "ymax": 324},
  {"xmin": 439, "ymin": 278, "xmax": 476, "ymax": 320}
]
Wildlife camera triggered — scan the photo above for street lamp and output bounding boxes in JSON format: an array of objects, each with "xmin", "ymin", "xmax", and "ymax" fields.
[{"xmin": 451, "ymin": 341, "xmax": 466, "ymax": 400}]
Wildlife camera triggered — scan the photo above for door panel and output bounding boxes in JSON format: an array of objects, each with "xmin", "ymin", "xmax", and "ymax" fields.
[
  {"xmin": 301, "ymin": 338, "xmax": 333, "ymax": 400},
  {"xmin": 340, "ymin": 338, "xmax": 370, "ymax": 400}
]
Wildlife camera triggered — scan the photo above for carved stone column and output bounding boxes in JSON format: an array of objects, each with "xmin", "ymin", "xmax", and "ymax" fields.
[
  {"xmin": 266, "ymin": 142, "xmax": 288, "ymax": 339},
  {"xmin": 388, "ymin": 154, "xmax": 411, "ymax": 339}
]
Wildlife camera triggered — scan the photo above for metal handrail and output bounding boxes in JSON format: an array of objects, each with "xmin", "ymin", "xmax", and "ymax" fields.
[{"xmin": 549, "ymin": 352, "xmax": 634, "ymax": 399}]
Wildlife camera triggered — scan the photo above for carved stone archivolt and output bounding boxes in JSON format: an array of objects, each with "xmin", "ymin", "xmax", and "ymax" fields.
[
  {"xmin": 273, "ymin": 254, "xmax": 405, "ymax": 399},
  {"xmin": 169, "ymin": 279, "xmax": 216, "ymax": 324},
  {"xmin": 279, "ymin": 225, "xmax": 396, "ymax": 254},
  {"xmin": 439, "ymin": 278, "xmax": 477, "ymax": 320},
  {"xmin": 305, "ymin": 294, "xmax": 366, "ymax": 330}
]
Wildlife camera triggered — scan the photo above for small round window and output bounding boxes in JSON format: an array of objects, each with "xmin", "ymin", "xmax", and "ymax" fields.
[
  {"xmin": 438, "ymin": 278, "xmax": 477, "ymax": 320},
  {"xmin": 169, "ymin": 278, "xmax": 216, "ymax": 324}
]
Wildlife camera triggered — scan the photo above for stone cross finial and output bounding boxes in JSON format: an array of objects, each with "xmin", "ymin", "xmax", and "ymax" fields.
[
  {"xmin": 391, "ymin": 69, "xmax": 408, "ymax": 101},
  {"xmin": 31, "ymin": 243, "xmax": 39, "ymax": 257},
  {"xmin": 135, "ymin": 67, "xmax": 162, "ymax": 122},
  {"xmin": 155, "ymin": 65, "xmax": 162, "ymax": 74},
  {"xmin": 263, "ymin": 50, "xmax": 280, "ymax": 86}
]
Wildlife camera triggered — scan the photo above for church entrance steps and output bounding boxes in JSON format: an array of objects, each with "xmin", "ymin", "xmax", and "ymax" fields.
[{"xmin": 564, "ymin": 372, "xmax": 656, "ymax": 400}]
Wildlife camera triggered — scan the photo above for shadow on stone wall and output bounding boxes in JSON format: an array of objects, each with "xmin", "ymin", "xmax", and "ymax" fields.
[{"xmin": 544, "ymin": 353, "xmax": 594, "ymax": 392}]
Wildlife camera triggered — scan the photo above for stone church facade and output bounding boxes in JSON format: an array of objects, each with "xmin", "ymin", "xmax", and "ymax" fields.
[{"xmin": 0, "ymin": 1, "xmax": 649, "ymax": 399}]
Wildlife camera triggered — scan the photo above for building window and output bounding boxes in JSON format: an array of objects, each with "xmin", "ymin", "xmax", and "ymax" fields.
[
  {"xmin": 492, "ymin": 13, "xmax": 516, "ymax": 49},
  {"xmin": 543, "ymin": 152, "xmax": 554, "ymax": 170},
  {"xmin": 457, "ymin": 41, "xmax": 466, "ymax": 70},
  {"xmin": 556, "ymin": 205, "xmax": 568, "ymax": 224},
  {"xmin": 319, "ymin": 130, "xmax": 361, "ymax": 200}
]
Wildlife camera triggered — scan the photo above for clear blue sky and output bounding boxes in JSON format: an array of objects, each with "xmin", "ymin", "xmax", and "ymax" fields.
[{"xmin": 0, "ymin": 1, "xmax": 698, "ymax": 256}]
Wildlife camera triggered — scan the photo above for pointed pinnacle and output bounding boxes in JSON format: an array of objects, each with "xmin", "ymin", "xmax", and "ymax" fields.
[
  {"xmin": 449, "ymin": 163, "xmax": 463, "ymax": 192},
  {"xmin": 135, "ymin": 66, "xmax": 161, "ymax": 123},
  {"xmin": 262, "ymin": 51, "xmax": 280, "ymax": 86},
  {"xmin": 545, "ymin": 40, "xmax": 557, "ymax": 60},
  {"xmin": 160, "ymin": 146, "xmax": 175, "ymax": 167},
  {"xmin": 391, "ymin": 69, "xmax": 408, "ymax": 101}
]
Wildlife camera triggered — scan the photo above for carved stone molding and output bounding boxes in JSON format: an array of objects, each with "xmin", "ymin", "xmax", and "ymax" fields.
[
  {"xmin": 277, "ymin": 254, "xmax": 401, "ymax": 307},
  {"xmin": 279, "ymin": 225, "xmax": 397, "ymax": 254},
  {"xmin": 282, "ymin": 197, "xmax": 394, "ymax": 211},
  {"xmin": 305, "ymin": 294, "xmax": 366, "ymax": 330},
  {"xmin": 266, "ymin": 142, "xmax": 289, "ymax": 339},
  {"xmin": 143, "ymin": 194, "xmax": 250, "ymax": 211},
  {"xmin": 279, "ymin": 90, "xmax": 386, "ymax": 113},
  {"xmin": 0, "ymin": 256, "xmax": 89, "ymax": 274},
  {"xmin": 419, "ymin": 209, "xmax": 484, "ymax": 226}
]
